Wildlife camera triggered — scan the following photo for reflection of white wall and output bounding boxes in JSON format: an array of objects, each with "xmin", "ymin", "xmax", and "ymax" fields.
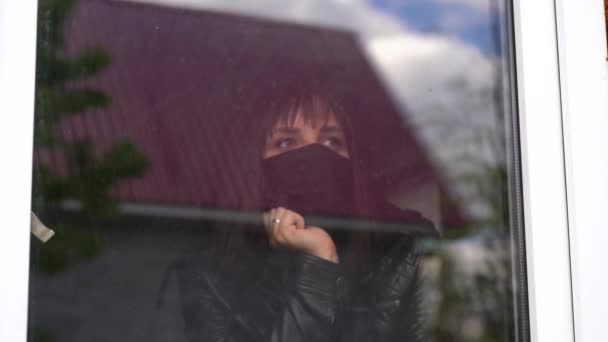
[
  {"xmin": 389, "ymin": 176, "xmax": 441, "ymax": 229},
  {"xmin": 120, "ymin": 0, "xmax": 503, "ymax": 221},
  {"xmin": 365, "ymin": 31, "xmax": 503, "ymax": 221}
]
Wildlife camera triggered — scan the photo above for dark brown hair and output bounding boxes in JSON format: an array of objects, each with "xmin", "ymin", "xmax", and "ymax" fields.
[{"xmin": 193, "ymin": 24, "xmax": 423, "ymax": 260}]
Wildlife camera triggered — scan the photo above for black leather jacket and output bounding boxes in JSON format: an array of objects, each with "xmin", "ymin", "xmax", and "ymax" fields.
[{"xmin": 176, "ymin": 225, "xmax": 429, "ymax": 342}]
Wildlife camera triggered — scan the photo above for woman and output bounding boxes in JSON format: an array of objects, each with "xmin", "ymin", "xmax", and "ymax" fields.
[{"xmin": 176, "ymin": 68, "xmax": 437, "ymax": 341}]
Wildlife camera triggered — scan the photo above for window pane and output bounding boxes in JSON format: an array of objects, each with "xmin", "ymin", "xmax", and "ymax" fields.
[{"xmin": 28, "ymin": 1, "xmax": 527, "ymax": 341}]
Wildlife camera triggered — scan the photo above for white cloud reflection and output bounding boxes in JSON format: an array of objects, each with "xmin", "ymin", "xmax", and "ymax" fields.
[
  {"xmin": 123, "ymin": 0, "xmax": 407, "ymax": 38},
  {"xmin": 436, "ymin": 0, "xmax": 491, "ymax": 12}
]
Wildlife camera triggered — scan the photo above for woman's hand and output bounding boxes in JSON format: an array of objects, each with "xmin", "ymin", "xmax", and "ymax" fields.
[{"xmin": 263, "ymin": 207, "xmax": 339, "ymax": 263}]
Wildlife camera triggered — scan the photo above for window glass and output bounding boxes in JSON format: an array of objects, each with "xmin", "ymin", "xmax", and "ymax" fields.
[{"xmin": 28, "ymin": 0, "xmax": 527, "ymax": 341}]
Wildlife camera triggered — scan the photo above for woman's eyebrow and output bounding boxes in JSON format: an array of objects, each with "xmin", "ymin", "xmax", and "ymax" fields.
[
  {"xmin": 270, "ymin": 127, "xmax": 300, "ymax": 135},
  {"xmin": 320, "ymin": 126, "xmax": 342, "ymax": 133}
]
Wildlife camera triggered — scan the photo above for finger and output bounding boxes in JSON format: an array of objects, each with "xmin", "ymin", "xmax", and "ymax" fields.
[
  {"xmin": 269, "ymin": 209, "xmax": 288, "ymax": 245},
  {"xmin": 271, "ymin": 207, "xmax": 285, "ymax": 242},
  {"xmin": 288, "ymin": 210, "xmax": 305, "ymax": 230},
  {"xmin": 279, "ymin": 209, "xmax": 297, "ymax": 230},
  {"xmin": 278, "ymin": 210, "xmax": 300, "ymax": 242},
  {"xmin": 267, "ymin": 208, "xmax": 279, "ymax": 244},
  {"xmin": 278, "ymin": 208, "xmax": 304, "ymax": 230}
]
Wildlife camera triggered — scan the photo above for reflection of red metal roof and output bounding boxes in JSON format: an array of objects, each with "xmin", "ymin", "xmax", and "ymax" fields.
[{"xmin": 37, "ymin": 0, "xmax": 465, "ymax": 227}]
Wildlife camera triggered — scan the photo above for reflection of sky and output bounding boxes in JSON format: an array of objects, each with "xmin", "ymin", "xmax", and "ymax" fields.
[{"xmin": 371, "ymin": 0, "xmax": 495, "ymax": 54}]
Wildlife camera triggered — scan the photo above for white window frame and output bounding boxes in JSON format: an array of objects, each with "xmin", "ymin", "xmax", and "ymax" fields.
[
  {"xmin": 553, "ymin": 0, "xmax": 608, "ymax": 341},
  {"xmin": 512, "ymin": 0, "xmax": 574, "ymax": 341},
  {"xmin": 0, "ymin": 1, "xmax": 38, "ymax": 341},
  {"xmin": 3, "ymin": 0, "xmax": 606, "ymax": 341}
]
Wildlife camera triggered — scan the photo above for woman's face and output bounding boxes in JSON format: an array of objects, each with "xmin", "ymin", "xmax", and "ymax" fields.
[{"xmin": 262, "ymin": 108, "xmax": 350, "ymax": 160}]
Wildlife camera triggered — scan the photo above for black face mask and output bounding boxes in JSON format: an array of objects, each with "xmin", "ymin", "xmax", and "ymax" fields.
[
  {"xmin": 261, "ymin": 144, "xmax": 437, "ymax": 239},
  {"xmin": 261, "ymin": 144, "xmax": 355, "ymax": 218}
]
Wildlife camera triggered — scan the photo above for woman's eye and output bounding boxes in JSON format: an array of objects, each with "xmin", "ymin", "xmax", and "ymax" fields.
[
  {"xmin": 322, "ymin": 137, "xmax": 343, "ymax": 148},
  {"xmin": 274, "ymin": 138, "xmax": 295, "ymax": 149}
]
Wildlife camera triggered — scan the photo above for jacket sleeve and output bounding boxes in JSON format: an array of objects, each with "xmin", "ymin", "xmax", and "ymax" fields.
[
  {"xmin": 177, "ymin": 251, "xmax": 342, "ymax": 342},
  {"xmin": 267, "ymin": 253, "xmax": 342, "ymax": 342},
  {"xmin": 350, "ymin": 235, "xmax": 424, "ymax": 342}
]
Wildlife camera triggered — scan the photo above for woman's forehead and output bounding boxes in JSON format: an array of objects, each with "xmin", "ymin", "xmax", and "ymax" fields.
[{"xmin": 274, "ymin": 108, "xmax": 341, "ymax": 129}]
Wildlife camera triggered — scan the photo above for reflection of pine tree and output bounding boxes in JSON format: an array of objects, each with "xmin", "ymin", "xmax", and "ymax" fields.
[{"xmin": 30, "ymin": 0, "xmax": 148, "ymax": 275}]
